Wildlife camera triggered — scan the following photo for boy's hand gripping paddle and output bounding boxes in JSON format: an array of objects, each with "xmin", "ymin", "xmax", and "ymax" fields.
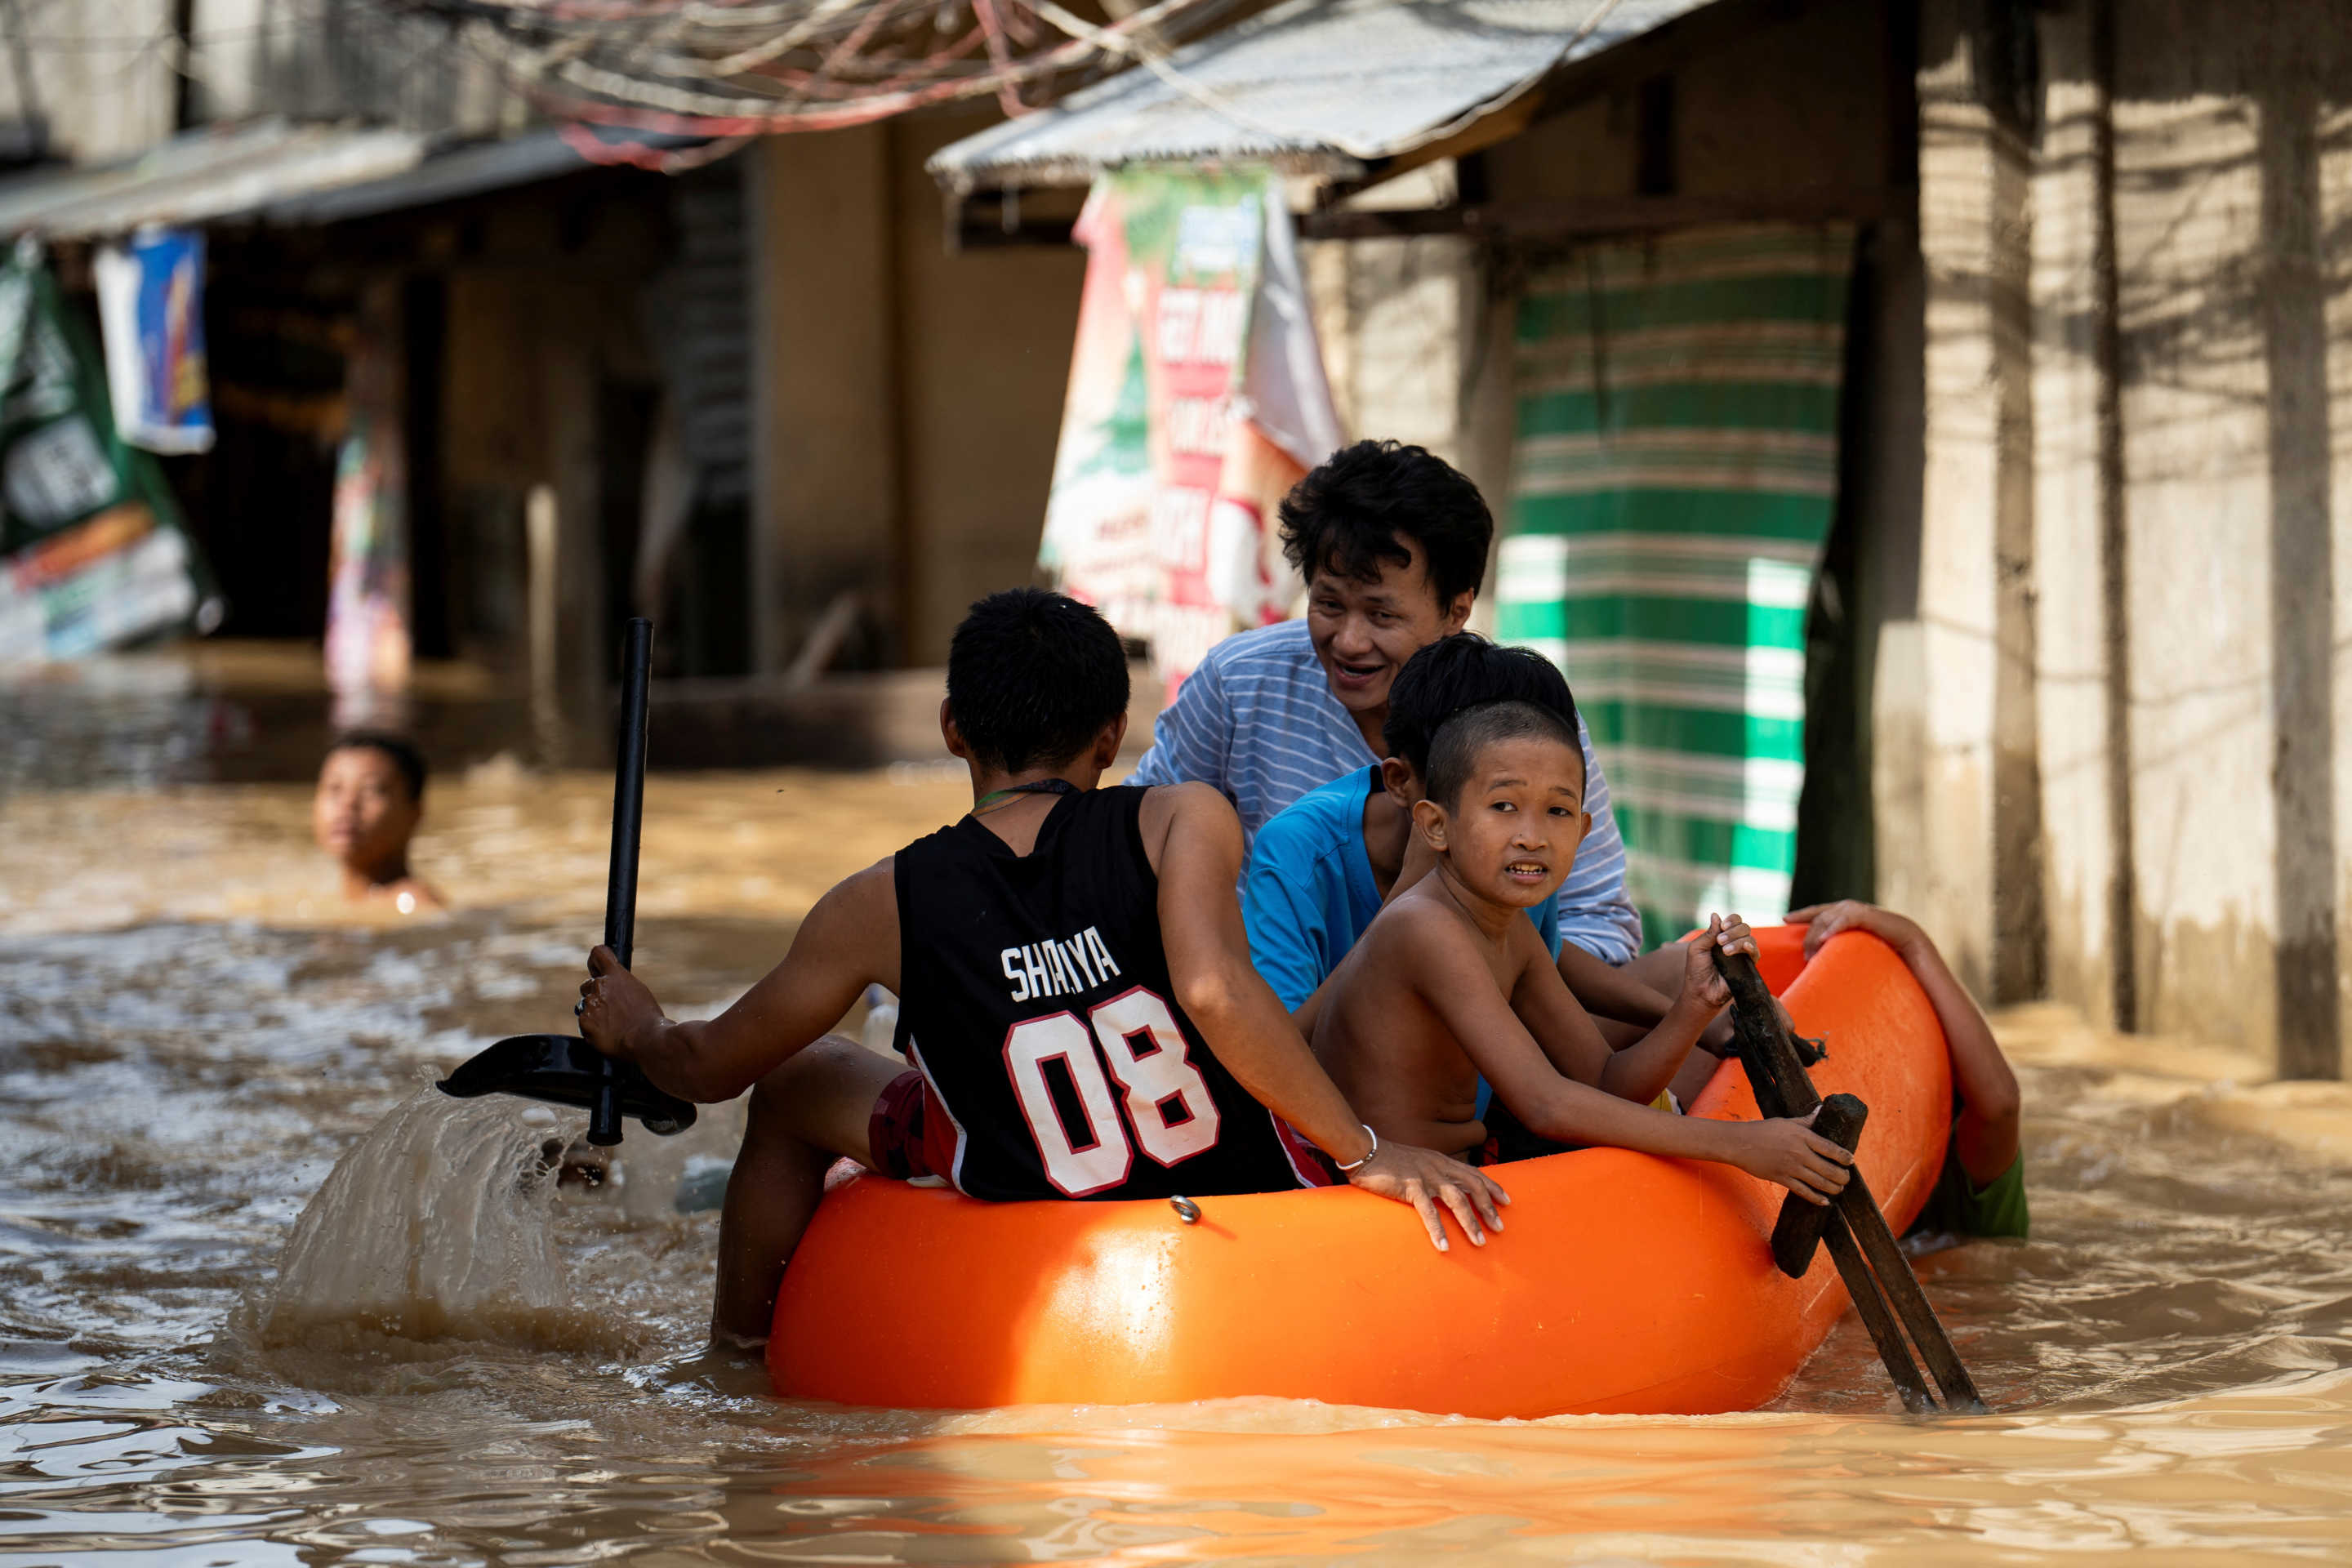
[
  {"xmin": 1712, "ymin": 945, "xmax": 1987, "ymax": 1415},
  {"xmin": 437, "ymin": 617, "xmax": 696, "ymax": 1144}
]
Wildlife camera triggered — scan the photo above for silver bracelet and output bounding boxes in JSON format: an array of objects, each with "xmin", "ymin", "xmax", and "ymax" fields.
[{"xmin": 1334, "ymin": 1124, "xmax": 1379, "ymax": 1172}]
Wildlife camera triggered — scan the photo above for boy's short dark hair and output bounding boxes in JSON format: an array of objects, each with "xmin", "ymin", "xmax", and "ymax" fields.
[
  {"xmin": 947, "ymin": 588, "xmax": 1131, "ymax": 773},
  {"xmin": 1383, "ymin": 634, "xmax": 1581, "ymax": 778},
  {"xmin": 1278, "ymin": 439, "xmax": 1492, "ymax": 608},
  {"xmin": 1425, "ymin": 700, "xmax": 1585, "ymax": 813},
  {"xmin": 327, "ymin": 730, "xmax": 427, "ymax": 802}
]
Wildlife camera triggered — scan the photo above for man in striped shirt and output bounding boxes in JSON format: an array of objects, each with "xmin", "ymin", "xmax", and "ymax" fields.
[{"xmin": 1129, "ymin": 439, "xmax": 1697, "ymax": 1031}]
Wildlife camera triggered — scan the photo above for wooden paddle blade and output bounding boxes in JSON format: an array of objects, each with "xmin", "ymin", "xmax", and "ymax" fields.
[
  {"xmin": 1839, "ymin": 1171, "xmax": 1990, "ymax": 1412},
  {"xmin": 1821, "ymin": 1207, "xmax": 1936, "ymax": 1414},
  {"xmin": 1772, "ymin": 1092, "xmax": 1867, "ymax": 1279}
]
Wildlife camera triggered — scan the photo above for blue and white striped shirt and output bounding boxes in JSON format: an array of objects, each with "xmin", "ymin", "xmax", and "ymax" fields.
[{"xmin": 1128, "ymin": 619, "xmax": 1643, "ymax": 964}]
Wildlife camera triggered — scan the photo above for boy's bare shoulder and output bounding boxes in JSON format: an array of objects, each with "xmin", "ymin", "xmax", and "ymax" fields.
[{"xmin": 1361, "ymin": 881, "xmax": 1481, "ymax": 960}]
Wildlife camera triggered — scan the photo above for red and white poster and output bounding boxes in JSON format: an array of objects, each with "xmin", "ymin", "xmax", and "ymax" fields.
[{"xmin": 1040, "ymin": 167, "xmax": 1341, "ymax": 696}]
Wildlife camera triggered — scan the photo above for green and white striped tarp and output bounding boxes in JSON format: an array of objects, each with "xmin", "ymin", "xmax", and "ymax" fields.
[{"xmin": 1497, "ymin": 225, "xmax": 1853, "ymax": 951}]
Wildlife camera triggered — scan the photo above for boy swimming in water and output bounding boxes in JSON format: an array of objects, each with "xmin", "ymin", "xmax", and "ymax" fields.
[
  {"xmin": 1312, "ymin": 698, "xmax": 1855, "ymax": 1200},
  {"xmin": 313, "ymin": 732, "xmax": 443, "ymax": 913},
  {"xmin": 577, "ymin": 590, "xmax": 1507, "ymax": 1347},
  {"xmin": 1787, "ymin": 900, "xmax": 2029, "ymax": 1241}
]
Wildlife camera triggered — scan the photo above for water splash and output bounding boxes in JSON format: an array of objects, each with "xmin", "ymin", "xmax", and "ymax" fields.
[{"xmin": 250, "ymin": 1087, "xmax": 618, "ymax": 1354}]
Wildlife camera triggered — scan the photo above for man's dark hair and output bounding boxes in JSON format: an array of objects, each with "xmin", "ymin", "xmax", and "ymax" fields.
[
  {"xmin": 947, "ymin": 588, "xmax": 1131, "ymax": 773},
  {"xmin": 1383, "ymin": 633, "xmax": 1581, "ymax": 780},
  {"xmin": 327, "ymin": 730, "xmax": 427, "ymax": 802},
  {"xmin": 1278, "ymin": 439, "xmax": 1492, "ymax": 608},
  {"xmin": 1425, "ymin": 700, "xmax": 1585, "ymax": 813}
]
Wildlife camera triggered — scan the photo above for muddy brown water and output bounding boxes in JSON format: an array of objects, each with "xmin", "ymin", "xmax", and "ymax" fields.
[{"xmin": 7, "ymin": 701, "xmax": 2352, "ymax": 1561}]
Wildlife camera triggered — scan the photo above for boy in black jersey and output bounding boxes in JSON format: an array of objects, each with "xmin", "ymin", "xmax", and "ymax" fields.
[{"xmin": 577, "ymin": 589, "xmax": 1509, "ymax": 1348}]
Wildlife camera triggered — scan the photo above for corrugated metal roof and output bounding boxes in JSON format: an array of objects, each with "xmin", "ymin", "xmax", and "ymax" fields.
[
  {"xmin": 256, "ymin": 127, "xmax": 713, "ymax": 225},
  {"xmin": 0, "ymin": 119, "xmax": 427, "ymax": 239},
  {"xmin": 926, "ymin": 0, "xmax": 1715, "ymax": 191}
]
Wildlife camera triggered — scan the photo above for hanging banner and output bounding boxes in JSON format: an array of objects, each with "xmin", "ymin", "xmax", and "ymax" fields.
[
  {"xmin": 94, "ymin": 228, "xmax": 216, "ymax": 455},
  {"xmin": 0, "ymin": 241, "xmax": 219, "ymax": 664},
  {"xmin": 1040, "ymin": 166, "xmax": 1341, "ymax": 694},
  {"xmin": 323, "ymin": 316, "xmax": 411, "ymax": 719}
]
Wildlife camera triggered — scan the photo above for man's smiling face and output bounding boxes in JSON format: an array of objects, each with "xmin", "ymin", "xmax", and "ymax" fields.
[{"xmin": 1303, "ymin": 534, "xmax": 1472, "ymax": 727}]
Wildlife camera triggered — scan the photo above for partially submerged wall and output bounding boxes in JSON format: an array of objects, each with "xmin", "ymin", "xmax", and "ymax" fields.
[{"xmin": 1900, "ymin": 0, "xmax": 2352, "ymax": 1074}]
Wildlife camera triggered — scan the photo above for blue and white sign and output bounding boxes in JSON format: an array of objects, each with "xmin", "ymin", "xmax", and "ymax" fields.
[{"xmin": 94, "ymin": 226, "xmax": 214, "ymax": 455}]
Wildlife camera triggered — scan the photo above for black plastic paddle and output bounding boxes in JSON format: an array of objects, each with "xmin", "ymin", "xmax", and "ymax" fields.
[
  {"xmin": 437, "ymin": 617, "xmax": 696, "ymax": 1144},
  {"xmin": 1713, "ymin": 946, "xmax": 1988, "ymax": 1414}
]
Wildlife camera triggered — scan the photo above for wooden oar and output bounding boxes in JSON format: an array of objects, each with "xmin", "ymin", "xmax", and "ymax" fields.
[
  {"xmin": 1771, "ymin": 1091, "xmax": 1865, "ymax": 1277},
  {"xmin": 1713, "ymin": 946, "xmax": 1989, "ymax": 1414}
]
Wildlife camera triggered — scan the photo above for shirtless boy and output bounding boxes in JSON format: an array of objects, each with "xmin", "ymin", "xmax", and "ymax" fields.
[
  {"xmin": 1247, "ymin": 633, "xmax": 1727, "ymax": 1104},
  {"xmin": 313, "ymin": 732, "xmax": 443, "ymax": 913},
  {"xmin": 577, "ymin": 589, "xmax": 1508, "ymax": 1346},
  {"xmin": 1313, "ymin": 698, "xmax": 1854, "ymax": 1200}
]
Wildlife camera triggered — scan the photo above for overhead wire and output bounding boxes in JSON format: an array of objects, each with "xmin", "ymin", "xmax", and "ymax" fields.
[{"xmin": 357, "ymin": 0, "xmax": 1243, "ymax": 135}]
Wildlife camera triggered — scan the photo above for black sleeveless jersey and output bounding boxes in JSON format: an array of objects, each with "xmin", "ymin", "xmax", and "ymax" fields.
[{"xmin": 891, "ymin": 785, "xmax": 1321, "ymax": 1202}]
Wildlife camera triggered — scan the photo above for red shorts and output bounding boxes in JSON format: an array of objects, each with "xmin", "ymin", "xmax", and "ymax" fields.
[
  {"xmin": 1276, "ymin": 1120, "xmax": 1341, "ymax": 1187},
  {"xmin": 866, "ymin": 1070, "xmax": 961, "ymax": 1186}
]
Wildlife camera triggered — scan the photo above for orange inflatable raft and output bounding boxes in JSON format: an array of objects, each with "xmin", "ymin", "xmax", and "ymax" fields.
[{"xmin": 769, "ymin": 925, "xmax": 1950, "ymax": 1418}]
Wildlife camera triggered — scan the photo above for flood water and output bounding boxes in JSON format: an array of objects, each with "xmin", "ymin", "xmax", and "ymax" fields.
[{"xmin": 8, "ymin": 655, "xmax": 2352, "ymax": 1564}]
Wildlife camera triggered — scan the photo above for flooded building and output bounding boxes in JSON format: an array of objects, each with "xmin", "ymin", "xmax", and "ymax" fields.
[
  {"xmin": 0, "ymin": 0, "xmax": 1090, "ymax": 745},
  {"xmin": 13, "ymin": 0, "xmax": 2352, "ymax": 1077},
  {"xmin": 920, "ymin": 0, "xmax": 2352, "ymax": 1083}
]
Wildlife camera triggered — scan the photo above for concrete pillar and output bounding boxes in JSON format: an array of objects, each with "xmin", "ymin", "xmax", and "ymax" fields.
[
  {"xmin": 2326, "ymin": 93, "xmax": 2352, "ymax": 1079},
  {"xmin": 746, "ymin": 131, "xmax": 901, "ymax": 673},
  {"xmin": 1909, "ymin": 0, "xmax": 2046, "ymax": 1000},
  {"xmin": 2109, "ymin": 80, "xmax": 2275, "ymax": 1055},
  {"xmin": 544, "ymin": 292, "xmax": 608, "ymax": 735},
  {"xmin": 2028, "ymin": 4, "xmax": 2127, "ymax": 1028},
  {"xmin": 2264, "ymin": 70, "xmax": 2341, "ymax": 1079}
]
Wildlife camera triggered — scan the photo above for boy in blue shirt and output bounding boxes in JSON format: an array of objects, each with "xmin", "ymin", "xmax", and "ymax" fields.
[{"xmin": 1243, "ymin": 636, "xmax": 1726, "ymax": 1095}]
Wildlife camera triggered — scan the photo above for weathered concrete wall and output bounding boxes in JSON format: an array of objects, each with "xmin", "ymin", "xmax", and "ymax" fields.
[
  {"xmin": 888, "ymin": 111, "xmax": 1088, "ymax": 667},
  {"xmin": 2113, "ymin": 82, "xmax": 2279, "ymax": 1054},
  {"xmin": 1907, "ymin": 0, "xmax": 2352, "ymax": 1074},
  {"xmin": 435, "ymin": 194, "xmax": 665, "ymax": 708},
  {"xmin": 8, "ymin": 0, "xmax": 176, "ymax": 160},
  {"xmin": 746, "ymin": 129, "xmax": 901, "ymax": 675},
  {"xmin": 5, "ymin": 0, "xmax": 518, "ymax": 158},
  {"xmin": 741, "ymin": 111, "xmax": 1087, "ymax": 671},
  {"xmin": 1302, "ymin": 163, "xmax": 1492, "ymax": 623},
  {"xmin": 184, "ymin": 0, "xmax": 514, "ymax": 136}
]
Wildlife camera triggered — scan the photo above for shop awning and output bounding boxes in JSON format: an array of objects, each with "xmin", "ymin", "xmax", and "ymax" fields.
[
  {"xmin": 0, "ymin": 120, "xmax": 427, "ymax": 239},
  {"xmin": 925, "ymin": 0, "xmax": 1717, "ymax": 193},
  {"xmin": 0, "ymin": 121, "xmax": 721, "ymax": 239},
  {"xmin": 259, "ymin": 127, "xmax": 716, "ymax": 225}
]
